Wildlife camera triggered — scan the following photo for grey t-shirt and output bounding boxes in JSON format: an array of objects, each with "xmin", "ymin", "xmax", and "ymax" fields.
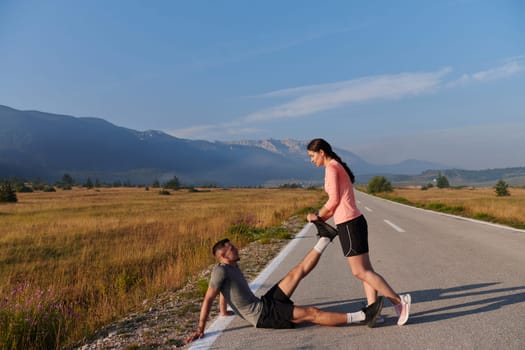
[{"xmin": 209, "ymin": 264, "xmax": 263, "ymax": 326}]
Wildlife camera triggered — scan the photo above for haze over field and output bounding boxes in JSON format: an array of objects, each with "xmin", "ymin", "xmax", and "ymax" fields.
[{"xmin": 1, "ymin": 1, "xmax": 524, "ymax": 169}]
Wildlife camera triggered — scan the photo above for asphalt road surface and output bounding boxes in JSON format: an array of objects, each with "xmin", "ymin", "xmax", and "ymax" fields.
[{"xmin": 190, "ymin": 191, "xmax": 525, "ymax": 350}]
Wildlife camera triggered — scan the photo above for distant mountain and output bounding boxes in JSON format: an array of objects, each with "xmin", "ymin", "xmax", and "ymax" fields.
[
  {"xmin": 224, "ymin": 139, "xmax": 372, "ymax": 173},
  {"xmin": 388, "ymin": 168, "xmax": 525, "ymax": 187},
  {"xmin": 222, "ymin": 140, "xmax": 447, "ymax": 176},
  {"xmin": 0, "ymin": 105, "xmax": 321, "ymax": 186},
  {"xmin": 2, "ymin": 104, "xmax": 522, "ymax": 186}
]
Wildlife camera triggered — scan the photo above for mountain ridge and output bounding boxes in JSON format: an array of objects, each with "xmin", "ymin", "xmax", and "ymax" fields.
[{"xmin": 1, "ymin": 105, "xmax": 523, "ymax": 187}]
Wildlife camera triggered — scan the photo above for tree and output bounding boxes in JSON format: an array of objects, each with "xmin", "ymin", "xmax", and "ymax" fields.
[
  {"xmin": 152, "ymin": 179, "xmax": 160, "ymax": 188},
  {"xmin": 436, "ymin": 173, "xmax": 450, "ymax": 188},
  {"xmin": 113, "ymin": 180, "xmax": 122, "ymax": 187},
  {"xmin": 367, "ymin": 176, "xmax": 393, "ymax": 194},
  {"xmin": 164, "ymin": 176, "xmax": 180, "ymax": 190},
  {"xmin": 0, "ymin": 180, "xmax": 18, "ymax": 203},
  {"xmin": 494, "ymin": 179, "xmax": 510, "ymax": 197},
  {"xmin": 62, "ymin": 173, "xmax": 74, "ymax": 186},
  {"xmin": 59, "ymin": 173, "xmax": 73, "ymax": 190},
  {"xmin": 84, "ymin": 178, "xmax": 94, "ymax": 189}
]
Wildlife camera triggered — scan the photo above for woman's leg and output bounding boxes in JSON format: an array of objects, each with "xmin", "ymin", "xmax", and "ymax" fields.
[
  {"xmin": 363, "ymin": 280, "xmax": 378, "ymax": 306},
  {"xmin": 347, "ymin": 253, "xmax": 401, "ymax": 305}
]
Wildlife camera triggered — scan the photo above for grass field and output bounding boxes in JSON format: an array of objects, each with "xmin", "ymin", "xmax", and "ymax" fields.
[
  {"xmin": 375, "ymin": 187, "xmax": 525, "ymax": 229},
  {"xmin": 2, "ymin": 185, "xmax": 523, "ymax": 349},
  {"xmin": 0, "ymin": 187, "xmax": 324, "ymax": 349}
]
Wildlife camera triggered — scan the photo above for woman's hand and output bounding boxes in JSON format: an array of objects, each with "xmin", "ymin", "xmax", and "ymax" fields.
[{"xmin": 307, "ymin": 212, "xmax": 320, "ymax": 222}]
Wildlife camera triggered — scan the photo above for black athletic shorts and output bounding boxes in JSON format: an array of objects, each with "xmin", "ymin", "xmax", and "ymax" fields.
[
  {"xmin": 256, "ymin": 284, "xmax": 295, "ymax": 329},
  {"xmin": 337, "ymin": 214, "xmax": 369, "ymax": 257}
]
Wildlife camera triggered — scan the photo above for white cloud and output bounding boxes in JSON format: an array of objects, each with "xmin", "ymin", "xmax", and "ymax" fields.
[
  {"xmin": 446, "ymin": 58, "xmax": 525, "ymax": 87},
  {"xmin": 472, "ymin": 60, "xmax": 524, "ymax": 81},
  {"xmin": 168, "ymin": 68, "xmax": 452, "ymax": 139},
  {"xmin": 169, "ymin": 57, "xmax": 525, "ymax": 141},
  {"xmin": 243, "ymin": 68, "xmax": 452, "ymax": 122}
]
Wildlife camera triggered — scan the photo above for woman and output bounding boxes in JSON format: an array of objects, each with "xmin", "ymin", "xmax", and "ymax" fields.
[{"xmin": 306, "ymin": 138, "xmax": 411, "ymax": 325}]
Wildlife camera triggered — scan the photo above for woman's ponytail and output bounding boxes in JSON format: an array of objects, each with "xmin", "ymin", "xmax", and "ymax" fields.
[{"xmin": 332, "ymin": 152, "xmax": 355, "ymax": 184}]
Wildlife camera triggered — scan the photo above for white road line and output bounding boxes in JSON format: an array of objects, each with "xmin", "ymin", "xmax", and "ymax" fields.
[
  {"xmin": 384, "ymin": 219, "xmax": 405, "ymax": 232},
  {"xmin": 188, "ymin": 222, "xmax": 313, "ymax": 350},
  {"xmin": 364, "ymin": 206, "xmax": 372, "ymax": 212}
]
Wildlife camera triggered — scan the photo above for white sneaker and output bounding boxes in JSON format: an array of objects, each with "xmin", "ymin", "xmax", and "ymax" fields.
[{"xmin": 394, "ymin": 294, "xmax": 411, "ymax": 326}]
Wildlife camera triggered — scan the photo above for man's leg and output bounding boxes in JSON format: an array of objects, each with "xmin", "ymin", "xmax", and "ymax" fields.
[
  {"xmin": 277, "ymin": 237, "xmax": 331, "ymax": 297},
  {"xmin": 292, "ymin": 305, "xmax": 347, "ymax": 326},
  {"xmin": 291, "ymin": 297, "xmax": 384, "ymax": 327}
]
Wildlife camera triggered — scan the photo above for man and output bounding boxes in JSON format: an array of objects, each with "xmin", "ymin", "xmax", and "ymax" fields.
[{"xmin": 186, "ymin": 230, "xmax": 383, "ymax": 344}]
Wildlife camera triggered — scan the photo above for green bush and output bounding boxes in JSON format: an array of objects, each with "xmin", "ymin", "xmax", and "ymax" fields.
[
  {"xmin": 43, "ymin": 186, "xmax": 56, "ymax": 192},
  {"xmin": 473, "ymin": 212, "xmax": 497, "ymax": 222},
  {"xmin": 164, "ymin": 176, "xmax": 180, "ymax": 190},
  {"xmin": 0, "ymin": 181, "xmax": 17, "ymax": 203},
  {"xmin": 14, "ymin": 183, "xmax": 33, "ymax": 193},
  {"xmin": 114, "ymin": 270, "xmax": 141, "ymax": 295},
  {"xmin": 367, "ymin": 176, "xmax": 392, "ymax": 194},
  {"xmin": 436, "ymin": 173, "xmax": 450, "ymax": 188},
  {"xmin": 494, "ymin": 179, "xmax": 510, "ymax": 197},
  {"xmin": 196, "ymin": 278, "xmax": 209, "ymax": 296},
  {"xmin": 425, "ymin": 202, "xmax": 464, "ymax": 215},
  {"xmin": 227, "ymin": 214, "xmax": 291, "ymax": 244},
  {"xmin": 385, "ymin": 196, "xmax": 413, "ymax": 206}
]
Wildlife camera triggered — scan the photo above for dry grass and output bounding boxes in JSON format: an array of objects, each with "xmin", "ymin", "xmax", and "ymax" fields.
[
  {"xmin": 379, "ymin": 187, "xmax": 525, "ymax": 229},
  {"xmin": 0, "ymin": 187, "xmax": 324, "ymax": 347}
]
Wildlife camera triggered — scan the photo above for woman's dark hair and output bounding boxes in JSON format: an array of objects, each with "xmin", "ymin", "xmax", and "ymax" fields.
[
  {"xmin": 307, "ymin": 138, "xmax": 355, "ymax": 184},
  {"xmin": 212, "ymin": 238, "xmax": 230, "ymax": 256}
]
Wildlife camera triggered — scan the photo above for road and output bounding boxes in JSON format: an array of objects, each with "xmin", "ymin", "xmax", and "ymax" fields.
[{"xmin": 189, "ymin": 191, "xmax": 525, "ymax": 349}]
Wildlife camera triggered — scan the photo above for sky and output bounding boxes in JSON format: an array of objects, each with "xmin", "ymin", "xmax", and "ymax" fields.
[{"xmin": 1, "ymin": 0, "xmax": 524, "ymax": 170}]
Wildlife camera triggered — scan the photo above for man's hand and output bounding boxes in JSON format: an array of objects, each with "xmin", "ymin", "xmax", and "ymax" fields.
[
  {"xmin": 219, "ymin": 292, "xmax": 234, "ymax": 317},
  {"xmin": 185, "ymin": 329, "xmax": 204, "ymax": 344},
  {"xmin": 220, "ymin": 310, "xmax": 235, "ymax": 316},
  {"xmin": 187, "ymin": 286, "xmax": 220, "ymax": 344}
]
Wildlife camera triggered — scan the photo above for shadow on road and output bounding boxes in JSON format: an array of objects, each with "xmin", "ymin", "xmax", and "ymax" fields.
[
  {"xmin": 408, "ymin": 282, "xmax": 525, "ymax": 324},
  {"xmin": 292, "ymin": 282, "xmax": 525, "ymax": 327}
]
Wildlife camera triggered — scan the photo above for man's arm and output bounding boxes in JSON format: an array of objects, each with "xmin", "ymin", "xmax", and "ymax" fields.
[
  {"xmin": 185, "ymin": 285, "xmax": 220, "ymax": 344},
  {"xmin": 219, "ymin": 292, "xmax": 234, "ymax": 316}
]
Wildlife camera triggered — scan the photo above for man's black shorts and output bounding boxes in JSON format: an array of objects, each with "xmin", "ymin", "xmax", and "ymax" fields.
[
  {"xmin": 256, "ymin": 284, "xmax": 295, "ymax": 329},
  {"xmin": 337, "ymin": 214, "xmax": 369, "ymax": 257}
]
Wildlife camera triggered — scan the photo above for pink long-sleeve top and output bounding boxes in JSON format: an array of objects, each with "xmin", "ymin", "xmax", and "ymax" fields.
[{"xmin": 323, "ymin": 159, "xmax": 362, "ymax": 225}]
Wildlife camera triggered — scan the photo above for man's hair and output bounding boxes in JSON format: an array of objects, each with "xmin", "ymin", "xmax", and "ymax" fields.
[{"xmin": 212, "ymin": 238, "xmax": 230, "ymax": 257}]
